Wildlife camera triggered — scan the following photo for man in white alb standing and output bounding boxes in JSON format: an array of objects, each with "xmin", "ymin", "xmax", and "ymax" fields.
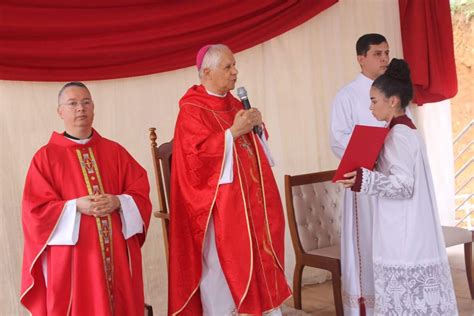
[{"xmin": 329, "ymin": 33, "xmax": 389, "ymax": 316}]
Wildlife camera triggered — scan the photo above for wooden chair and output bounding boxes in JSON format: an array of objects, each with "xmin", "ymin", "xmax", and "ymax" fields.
[
  {"xmin": 442, "ymin": 225, "xmax": 474, "ymax": 299},
  {"xmin": 149, "ymin": 127, "xmax": 172, "ymax": 268},
  {"xmin": 284, "ymin": 170, "xmax": 343, "ymax": 315}
]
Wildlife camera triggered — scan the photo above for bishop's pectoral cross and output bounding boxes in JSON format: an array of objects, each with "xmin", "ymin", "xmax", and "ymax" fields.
[{"xmin": 238, "ymin": 135, "xmax": 255, "ymax": 157}]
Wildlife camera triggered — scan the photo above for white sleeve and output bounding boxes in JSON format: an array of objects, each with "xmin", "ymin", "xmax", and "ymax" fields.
[
  {"xmin": 329, "ymin": 91, "xmax": 354, "ymax": 159},
  {"xmin": 48, "ymin": 200, "xmax": 81, "ymax": 245},
  {"xmin": 359, "ymin": 168, "xmax": 414, "ymax": 199},
  {"xmin": 257, "ymin": 132, "xmax": 275, "ymax": 167},
  {"xmin": 219, "ymin": 129, "xmax": 234, "ymax": 185},
  {"xmin": 42, "ymin": 252, "xmax": 48, "ymax": 287},
  {"xmin": 359, "ymin": 130, "xmax": 416, "ymax": 199},
  {"xmin": 118, "ymin": 194, "xmax": 144, "ymax": 239}
]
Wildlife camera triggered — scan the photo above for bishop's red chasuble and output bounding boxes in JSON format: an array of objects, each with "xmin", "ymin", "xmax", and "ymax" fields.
[
  {"xmin": 21, "ymin": 130, "xmax": 151, "ymax": 316},
  {"xmin": 169, "ymin": 85, "xmax": 291, "ymax": 315}
]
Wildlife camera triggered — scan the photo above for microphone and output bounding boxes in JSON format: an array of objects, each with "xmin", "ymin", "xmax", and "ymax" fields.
[{"xmin": 236, "ymin": 87, "xmax": 262, "ymax": 137}]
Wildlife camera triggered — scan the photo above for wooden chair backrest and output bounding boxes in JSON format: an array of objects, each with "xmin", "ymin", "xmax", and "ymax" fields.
[
  {"xmin": 149, "ymin": 127, "xmax": 173, "ymax": 267},
  {"xmin": 285, "ymin": 170, "xmax": 343, "ymax": 256}
]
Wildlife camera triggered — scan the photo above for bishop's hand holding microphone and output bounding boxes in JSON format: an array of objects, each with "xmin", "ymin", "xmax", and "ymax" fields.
[
  {"xmin": 229, "ymin": 86, "xmax": 263, "ymax": 139},
  {"xmin": 236, "ymin": 87, "xmax": 263, "ymax": 137}
]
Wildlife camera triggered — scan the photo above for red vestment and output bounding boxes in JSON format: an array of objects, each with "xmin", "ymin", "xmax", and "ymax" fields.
[
  {"xmin": 169, "ymin": 85, "xmax": 291, "ymax": 315},
  {"xmin": 21, "ymin": 130, "xmax": 152, "ymax": 316}
]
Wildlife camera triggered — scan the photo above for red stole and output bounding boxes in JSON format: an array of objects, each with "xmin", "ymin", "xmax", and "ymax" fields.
[
  {"xmin": 21, "ymin": 130, "xmax": 151, "ymax": 316},
  {"xmin": 389, "ymin": 114, "xmax": 417, "ymax": 129},
  {"xmin": 169, "ymin": 85, "xmax": 291, "ymax": 315},
  {"xmin": 76, "ymin": 146, "xmax": 115, "ymax": 311}
]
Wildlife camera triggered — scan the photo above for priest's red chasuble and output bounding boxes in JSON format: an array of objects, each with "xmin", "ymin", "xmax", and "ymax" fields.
[
  {"xmin": 21, "ymin": 130, "xmax": 151, "ymax": 316},
  {"xmin": 169, "ymin": 85, "xmax": 291, "ymax": 315}
]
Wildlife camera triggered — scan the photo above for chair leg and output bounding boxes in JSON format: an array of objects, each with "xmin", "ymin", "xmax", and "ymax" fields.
[
  {"xmin": 331, "ymin": 271, "xmax": 344, "ymax": 316},
  {"xmin": 293, "ymin": 263, "xmax": 304, "ymax": 309},
  {"xmin": 465, "ymin": 242, "xmax": 474, "ymax": 299},
  {"xmin": 145, "ymin": 303, "xmax": 153, "ymax": 316}
]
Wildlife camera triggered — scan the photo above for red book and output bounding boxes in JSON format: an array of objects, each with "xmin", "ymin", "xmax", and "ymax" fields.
[{"xmin": 332, "ymin": 125, "xmax": 389, "ymax": 182}]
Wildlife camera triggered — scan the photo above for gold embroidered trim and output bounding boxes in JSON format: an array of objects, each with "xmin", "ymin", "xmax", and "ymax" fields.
[
  {"xmin": 76, "ymin": 148, "xmax": 114, "ymax": 313},
  {"xmin": 251, "ymin": 133, "xmax": 284, "ymax": 272}
]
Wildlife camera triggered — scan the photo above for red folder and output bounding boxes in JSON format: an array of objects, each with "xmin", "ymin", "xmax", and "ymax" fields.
[{"xmin": 332, "ymin": 125, "xmax": 389, "ymax": 182}]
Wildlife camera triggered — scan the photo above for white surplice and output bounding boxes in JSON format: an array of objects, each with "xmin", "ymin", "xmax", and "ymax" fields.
[
  {"xmin": 358, "ymin": 123, "xmax": 458, "ymax": 315},
  {"xmin": 330, "ymin": 73, "xmax": 384, "ymax": 315}
]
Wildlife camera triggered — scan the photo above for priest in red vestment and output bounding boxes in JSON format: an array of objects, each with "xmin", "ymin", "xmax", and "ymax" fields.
[
  {"xmin": 20, "ymin": 82, "xmax": 152, "ymax": 315},
  {"xmin": 168, "ymin": 44, "xmax": 291, "ymax": 316}
]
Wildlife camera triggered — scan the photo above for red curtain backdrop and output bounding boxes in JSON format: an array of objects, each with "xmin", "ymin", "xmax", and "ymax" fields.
[
  {"xmin": 0, "ymin": 0, "xmax": 337, "ymax": 81},
  {"xmin": 399, "ymin": 0, "xmax": 458, "ymax": 105}
]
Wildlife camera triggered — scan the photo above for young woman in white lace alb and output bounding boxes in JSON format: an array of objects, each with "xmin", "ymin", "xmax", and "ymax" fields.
[{"xmin": 338, "ymin": 58, "xmax": 458, "ymax": 315}]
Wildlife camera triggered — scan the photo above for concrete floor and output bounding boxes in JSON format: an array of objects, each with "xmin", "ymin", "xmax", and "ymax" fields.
[{"xmin": 283, "ymin": 244, "xmax": 474, "ymax": 315}]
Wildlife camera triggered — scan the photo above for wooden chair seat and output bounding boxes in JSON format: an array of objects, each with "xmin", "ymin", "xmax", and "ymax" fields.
[
  {"xmin": 443, "ymin": 226, "xmax": 473, "ymax": 247},
  {"xmin": 306, "ymin": 245, "xmax": 340, "ymax": 260},
  {"xmin": 442, "ymin": 225, "xmax": 474, "ymax": 299}
]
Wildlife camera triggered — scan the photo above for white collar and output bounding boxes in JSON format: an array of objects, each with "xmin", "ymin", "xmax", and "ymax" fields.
[
  {"xmin": 205, "ymin": 88, "xmax": 227, "ymax": 98},
  {"xmin": 64, "ymin": 136, "xmax": 91, "ymax": 144}
]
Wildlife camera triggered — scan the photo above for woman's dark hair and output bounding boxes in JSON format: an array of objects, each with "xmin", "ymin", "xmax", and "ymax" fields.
[{"xmin": 372, "ymin": 58, "xmax": 413, "ymax": 108}]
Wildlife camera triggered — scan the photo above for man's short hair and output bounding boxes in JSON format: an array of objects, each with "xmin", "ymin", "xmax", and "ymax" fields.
[
  {"xmin": 198, "ymin": 44, "xmax": 231, "ymax": 78},
  {"xmin": 58, "ymin": 81, "xmax": 90, "ymax": 102},
  {"xmin": 356, "ymin": 33, "xmax": 387, "ymax": 56}
]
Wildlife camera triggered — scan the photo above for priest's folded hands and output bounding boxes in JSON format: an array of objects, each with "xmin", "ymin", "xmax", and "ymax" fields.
[{"xmin": 76, "ymin": 193, "xmax": 121, "ymax": 216}]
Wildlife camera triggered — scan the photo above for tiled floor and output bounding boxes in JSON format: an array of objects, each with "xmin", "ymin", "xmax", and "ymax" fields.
[{"xmin": 283, "ymin": 244, "xmax": 474, "ymax": 315}]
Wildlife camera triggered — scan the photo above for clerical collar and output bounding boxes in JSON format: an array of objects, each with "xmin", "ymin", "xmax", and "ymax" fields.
[
  {"xmin": 205, "ymin": 88, "xmax": 227, "ymax": 98},
  {"xmin": 64, "ymin": 131, "xmax": 93, "ymax": 144},
  {"xmin": 389, "ymin": 114, "xmax": 416, "ymax": 129}
]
